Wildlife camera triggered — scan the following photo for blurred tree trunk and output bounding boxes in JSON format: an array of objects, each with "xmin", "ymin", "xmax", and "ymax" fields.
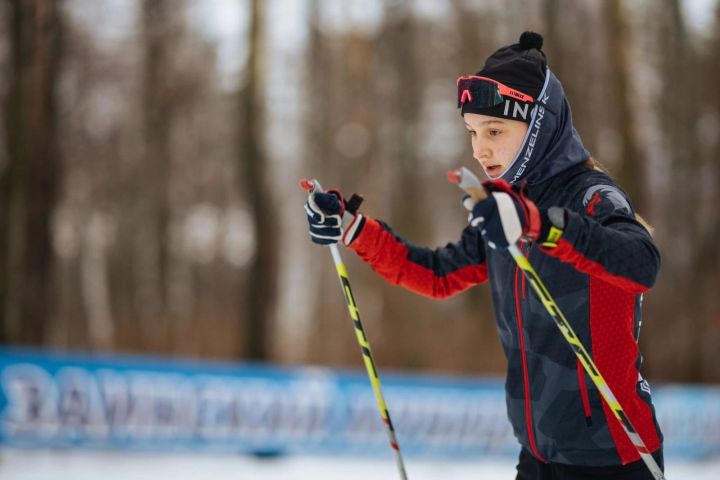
[
  {"xmin": 689, "ymin": 0, "xmax": 720, "ymax": 381},
  {"xmin": 304, "ymin": 0, "xmax": 343, "ymax": 364},
  {"xmin": 697, "ymin": 1, "xmax": 720, "ymax": 381},
  {"xmin": 382, "ymin": 2, "xmax": 423, "ymax": 235},
  {"xmin": 662, "ymin": 0, "xmax": 703, "ymax": 381},
  {"xmin": 1, "ymin": 0, "xmax": 63, "ymax": 344},
  {"xmin": 452, "ymin": 0, "xmax": 493, "ymax": 72},
  {"xmin": 541, "ymin": 0, "xmax": 602, "ymax": 155},
  {"xmin": 137, "ymin": 0, "xmax": 176, "ymax": 351},
  {"xmin": 646, "ymin": 0, "xmax": 704, "ymax": 381},
  {"xmin": 541, "ymin": 0, "xmax": 566, "ymax": 86},
  {"xmin": 449, "ymin": 1, "xmax": 503, "ymax": 374},
  {"xmin": 604, "ymin": 0, "xmax": 644, "ymax": 209},
  {"xmin": 238, "ymin": 0, "xmax": 276, "ymax": 360},
  {"xmin": 373, "ymin": 0, "xmax": 429, "ymax": 367}
]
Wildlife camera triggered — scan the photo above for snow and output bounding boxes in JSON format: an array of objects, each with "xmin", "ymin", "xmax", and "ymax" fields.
[{"xmin": 1, "ymin": 449, "xmax": 719, "ymax": 480}]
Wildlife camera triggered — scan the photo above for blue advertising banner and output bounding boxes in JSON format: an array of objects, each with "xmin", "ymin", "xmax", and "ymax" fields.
[{"xmin": 0, "ymin": 347, "xmax": 718, "ymax": 459}]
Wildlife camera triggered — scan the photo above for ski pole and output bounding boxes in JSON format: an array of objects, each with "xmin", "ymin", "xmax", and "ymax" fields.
[
  {"xmin": 300, "ymin": 178, "xmax": 408, "ymax": 480},
  {"xmin": 448, "ymin": 167, "xmax": 665, "ymax": 480}
]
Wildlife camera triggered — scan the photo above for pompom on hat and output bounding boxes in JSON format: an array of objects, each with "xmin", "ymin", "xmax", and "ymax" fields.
[{"xmin": 460, "ymin": 31, "xmax": 548, "ymax": 123}]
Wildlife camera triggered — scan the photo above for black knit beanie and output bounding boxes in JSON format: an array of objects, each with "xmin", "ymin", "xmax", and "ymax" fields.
[{"xmin": 461, "ymin": 31, "xmax": 547, "ymax": 123}]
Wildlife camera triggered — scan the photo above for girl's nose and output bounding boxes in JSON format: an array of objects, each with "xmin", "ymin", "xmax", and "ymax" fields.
[{"xmin": 473, "ymin": 142, "xmax": 489, "ymax": 161}]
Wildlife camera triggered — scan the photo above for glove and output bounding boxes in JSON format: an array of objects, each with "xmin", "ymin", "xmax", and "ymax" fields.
[
  {"xmin": 467, "ymin": 180, "xmax": 563, "ymax": 249},
  {"xmin": 305, "ymin": 189, "xmax": 365, "ymax": 246}
]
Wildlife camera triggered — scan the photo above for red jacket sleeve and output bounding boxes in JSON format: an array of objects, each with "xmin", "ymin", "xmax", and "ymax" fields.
[{"xmin": 349, "ymin": 217, "xmax": 488, "ymax": 299}]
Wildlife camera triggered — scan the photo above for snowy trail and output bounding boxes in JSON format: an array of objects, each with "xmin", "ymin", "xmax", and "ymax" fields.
[{"xmin": 1, "ymin": 449, "xmax": 719, "ymax": 480}]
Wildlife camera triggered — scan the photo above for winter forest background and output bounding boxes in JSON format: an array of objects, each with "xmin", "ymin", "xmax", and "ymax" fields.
[{"xmin": 1, "ymin": 0, "xmax": 720, "ymax": 385}]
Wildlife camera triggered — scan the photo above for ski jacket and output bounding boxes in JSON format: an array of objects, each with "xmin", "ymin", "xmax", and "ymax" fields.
[{"xmin": 348, "ymin": 69, "xmax": 663, "ymax": 466}]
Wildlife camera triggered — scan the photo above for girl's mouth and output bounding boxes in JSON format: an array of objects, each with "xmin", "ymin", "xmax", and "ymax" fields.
[{"xmin": 485, "ymin": 165, "xmax": 503, "ymax": 176}]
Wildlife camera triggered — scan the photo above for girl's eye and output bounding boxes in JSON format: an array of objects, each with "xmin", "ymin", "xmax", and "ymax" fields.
[
  {"xmin": 489, "ymin": 129, "xmax": 501, "ymax": 136},
  {"xmin": 467, "ymin": 130, "xmax": 476, "ymax": 137}
]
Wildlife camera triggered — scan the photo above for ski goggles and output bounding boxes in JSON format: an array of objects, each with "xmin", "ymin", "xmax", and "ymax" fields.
[{"xmin": 456, "ymin": 75, "xmax": 534, "ymax": 109}]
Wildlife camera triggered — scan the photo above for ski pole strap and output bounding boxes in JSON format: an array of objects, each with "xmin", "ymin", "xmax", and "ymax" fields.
[{"xmin": 346, "ymin": 193, "xmax": 364, "ymax": 215}]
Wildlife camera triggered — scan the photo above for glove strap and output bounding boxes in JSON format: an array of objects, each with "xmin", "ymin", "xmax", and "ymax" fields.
[
  {"xmin": 342, "ymin": 213, "xmax": 366, "ymax": 246},
  {"xmin": 341, "ymin": 193, "xmax": 366, "ymax": 246},
  {"xmin": 346, "ymin": 193, "xmax": 364, "ymax": 215}
]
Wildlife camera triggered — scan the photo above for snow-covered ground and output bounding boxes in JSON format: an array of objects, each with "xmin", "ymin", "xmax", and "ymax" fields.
[{"xmin": 1, "ymin": 449, "xmax": 719, "ymax": 479}]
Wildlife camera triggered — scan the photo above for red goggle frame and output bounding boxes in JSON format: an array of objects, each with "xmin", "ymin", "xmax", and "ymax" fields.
[{"xmin": 457, "ymin": 75, "xmax": 534, "ymax": 108}]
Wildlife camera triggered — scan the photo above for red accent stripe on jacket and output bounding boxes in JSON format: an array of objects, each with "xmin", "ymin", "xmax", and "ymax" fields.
[
  {"xmin": 589, "ymin": 277, "xmax": 661, "ymax": 464},
  {"xmin": 514, "ymin": 260, "xmax": 547, "ymax": 462},
  {"xmin": 577, "ymin": 359, "xmax": 592, "ymax": 423},
  {"xmin": 541, "ymin": 238, "xmax": 649, "ymax": 294}
]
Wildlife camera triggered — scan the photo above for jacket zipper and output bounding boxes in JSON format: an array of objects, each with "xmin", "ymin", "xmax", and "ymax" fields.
[
  {"xmin": 576, "ymin": 359, "xmax": 593, "ymax": 426},
  {"xmin": 514, "ymin": 246, "xmax": 547, "ymax": 462}
]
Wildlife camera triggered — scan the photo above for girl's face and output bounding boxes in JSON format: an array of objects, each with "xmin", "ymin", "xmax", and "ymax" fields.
[{"xmin": 463, "ymin": 113, "xmax": 529, "ymax": 179}]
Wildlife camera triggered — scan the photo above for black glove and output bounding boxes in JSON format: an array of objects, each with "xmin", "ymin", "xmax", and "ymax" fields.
[
  {"xmin": 305, "ymin": 189, "xmax": 365, "ymax": 246},
  {"xmin": 467, "ymin": 180, "xmax": 564, "ymax": 249}
]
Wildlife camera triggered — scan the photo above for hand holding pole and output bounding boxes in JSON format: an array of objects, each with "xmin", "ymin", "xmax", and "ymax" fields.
[{"xmin": 300, "ymin": 178, "xmax": 408, "ymax": 480}]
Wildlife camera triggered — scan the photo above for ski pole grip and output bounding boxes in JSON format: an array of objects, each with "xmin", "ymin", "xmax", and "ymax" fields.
[
  {"xmin": 299, "ymin": 178, "xmax": 324, "ymax": 193},
  {"xmin": 447, "ymin": 167, "xmax": 487, "ymax": 203}
]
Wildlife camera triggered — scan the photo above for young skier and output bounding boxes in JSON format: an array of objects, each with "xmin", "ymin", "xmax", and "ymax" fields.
[{"xmin": 304, "ymin": 32, "xmax": 663, "ymax": 479}]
